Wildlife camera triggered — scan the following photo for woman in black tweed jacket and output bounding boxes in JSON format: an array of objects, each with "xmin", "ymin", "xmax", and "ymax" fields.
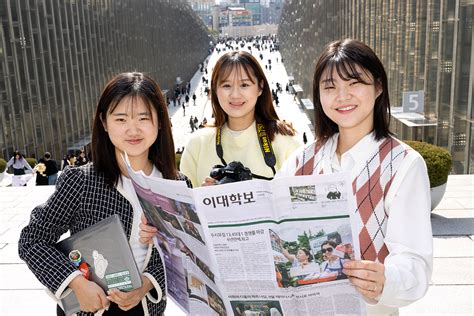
[{"xmin": 19, "ymin": 72, "xmax": 190, "ymax": 316}]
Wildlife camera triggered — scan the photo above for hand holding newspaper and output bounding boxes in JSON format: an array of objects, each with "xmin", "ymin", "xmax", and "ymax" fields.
[{"xmin": 124, "ymin": 154, "xmax": 366, "ymax": 315}]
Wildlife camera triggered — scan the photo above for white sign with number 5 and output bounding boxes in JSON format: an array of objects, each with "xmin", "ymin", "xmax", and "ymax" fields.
[{"xmin": 402, "ymin": 91, "xmax": 424, "ymax": 113}]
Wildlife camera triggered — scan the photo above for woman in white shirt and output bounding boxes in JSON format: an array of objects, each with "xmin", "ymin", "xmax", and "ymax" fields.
[
  {"xmin": 6, "ymin": 151, "xmax": 34, "ymax": 186},
  {"xmin": 278, "ymin": 39, "xmax": 432, "ymax": 315}
]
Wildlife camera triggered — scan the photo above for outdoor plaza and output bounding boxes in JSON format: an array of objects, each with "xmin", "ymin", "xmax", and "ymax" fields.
[{"xmin": 0, "ymin": 47, "xmax": 472, "ymax": 316}]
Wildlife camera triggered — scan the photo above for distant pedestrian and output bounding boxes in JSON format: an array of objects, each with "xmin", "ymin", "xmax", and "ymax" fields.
[
  {"xmin": 182, "ymin": 103, "xmax": 186, "ymax": 116},
  {"xmin": 75, "ymin": 151, "xmax": 88, "ymax": 167},
  {"xmin": 44, "ymin": 152, "xmax": 59, "ymax": 185},
  {"xmin": 35, "ymin": 158, "xmax": 48, "ymax": 186},
  {"xmin": 192, "ymin": 93, "xmax": 196, "ymax": 105},
  {"xmin": 185, "ymin": 94, "xmax": 190, "ymax": 106},
  {"xmin": 68, "ymin": 154, "xmax": 76, "ymax": 166},
  {"xmin": 61, "ymin": 155, "xmax": 71, "ymax": 170},
  {"xmin": 302, "ymin": 132, "xmax": 308, "ymax": 145},
  {"xmin": 189, "ymin": 116, "xmax": 195, "ymax": 132},
  {"xmin": 6, "ymin": 151, "xmax": 33, "ymax": 186}
]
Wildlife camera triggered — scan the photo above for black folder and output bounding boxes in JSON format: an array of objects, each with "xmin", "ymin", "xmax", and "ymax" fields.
[{"xmin": 56, "ymin": 214, "xmax": 142, "ymax": 315}]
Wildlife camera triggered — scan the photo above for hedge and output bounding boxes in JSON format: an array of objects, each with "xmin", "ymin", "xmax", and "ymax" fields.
[
  {"xmin": 0, "ymin": 158, "xmax": 6, "ymax": 173},
  {"xmin": 405, "ymin": 141, "xmax": 452, "ymax": 188}
]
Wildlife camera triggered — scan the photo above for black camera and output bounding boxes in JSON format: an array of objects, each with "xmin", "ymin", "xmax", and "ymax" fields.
[{"xmin": 209, "ymin": 161, "xmax": 252, "ymax": 184}]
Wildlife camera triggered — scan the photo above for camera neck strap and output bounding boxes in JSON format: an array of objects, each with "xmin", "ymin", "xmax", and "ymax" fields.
[{"xmin": 215, "ymin": 123, "xmax": 276, "ymax": 180}]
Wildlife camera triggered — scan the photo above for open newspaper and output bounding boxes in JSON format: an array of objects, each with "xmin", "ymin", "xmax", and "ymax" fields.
[{"xmin": 127, "ymin": 162, "xmax": 366, "ymax": 315}]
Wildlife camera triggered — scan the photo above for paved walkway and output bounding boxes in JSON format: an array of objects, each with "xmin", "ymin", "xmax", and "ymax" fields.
[
  {"xmin": 0, "ymin": 47, "xmax": 472, "ymax": 315},
  {"xmin": 0, "ymin": 175, "xmax": 472, "ymax": 315}
]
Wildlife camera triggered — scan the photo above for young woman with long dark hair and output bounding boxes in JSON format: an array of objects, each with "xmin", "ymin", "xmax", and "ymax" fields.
[
  {"xmin": 278, "ymin": 39, "xmax": 432, "ymax": 315},
  {"xmin": 19, "ymin": 72, "xmax": 189, "ymax": 315}
]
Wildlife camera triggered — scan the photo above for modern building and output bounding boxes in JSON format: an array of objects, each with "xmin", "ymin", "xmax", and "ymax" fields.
[
  {"xmin": 228, "ymin": 7, "xmax": 253, "ymax": 26},
  {"xmin": 262, "ymin": 0, "xmax": 284, "ymax": 24},
  {"xmin": 278, "ymin": 0, "xmax": 474, "ymax": 174},
  {"xmin": 188, "ymin": 0, "xmax": 216, "ymax": 29},
  {"xmin": 218, "ymin": 6, "xmax": 253, "ymax": 28},
  {"xmin": 0, "ymin": 0, "xmax": 210, "ymax": 161},
  {"xmin": 240, "ymin": 0, "xmax": 263, "ymax": 25}
]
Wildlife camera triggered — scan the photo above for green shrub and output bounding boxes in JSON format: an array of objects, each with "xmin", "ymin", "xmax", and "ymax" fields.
[
  {"xmin": 405, "ymin": 141, "xmax": 452, "ymax": 188},
  {"xmin": 0, "ymin": 158, "xmax": 6, "ymax": 173},
  {"xmin": 25, "ymin": 157, "xmax": 37, "ymax": 169}
]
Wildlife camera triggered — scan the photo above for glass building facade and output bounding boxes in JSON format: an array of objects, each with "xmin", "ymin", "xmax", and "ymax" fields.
[
  {"xmin": 278, "ymin": 0, "xmax": 474, "ymax": 174},
  {"xmin": 0, "ymin": 0, "xmax": 210, "ymax": 160}
]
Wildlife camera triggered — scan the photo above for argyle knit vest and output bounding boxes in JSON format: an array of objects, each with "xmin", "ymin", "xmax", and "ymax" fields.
[{"xmin": 294, "ymin": 137, "xmax": 410, "ymax": 263}]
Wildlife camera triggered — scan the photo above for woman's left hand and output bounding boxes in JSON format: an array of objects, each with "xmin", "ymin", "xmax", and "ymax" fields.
[
  {"xmin": 107, "ymin": 276, "xmax": 153, "ymax": 311},
  {"xmin": 343, "ymin": 260, "xmax": 385, "ymax": 300}
]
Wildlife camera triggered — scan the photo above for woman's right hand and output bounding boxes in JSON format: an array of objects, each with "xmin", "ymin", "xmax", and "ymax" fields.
[
  {"xmin": 69, "ymin": 275, "xmax": 108, "ymax": 312},
  {"xmin": 202, "ymin": 176, "xmax": 217, "ymax": 186},
  {"xmin": 139, "ymin": 213, "xmax": 157, "ymax": 244}
]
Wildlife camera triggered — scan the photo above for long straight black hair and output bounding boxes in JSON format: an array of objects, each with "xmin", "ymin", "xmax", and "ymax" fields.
[
  {"xmin": 91, "ymin": 72, "xmax": 177, "ymax": 187},
  {"xmin": 313, "ymin": 39, "xmax": 392, "ymax": 143}
]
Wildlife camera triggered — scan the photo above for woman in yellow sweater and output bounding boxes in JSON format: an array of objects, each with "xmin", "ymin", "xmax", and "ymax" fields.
[{"xmin": 180, "ymin": 51, "xmax": 301, "ymax": 187}]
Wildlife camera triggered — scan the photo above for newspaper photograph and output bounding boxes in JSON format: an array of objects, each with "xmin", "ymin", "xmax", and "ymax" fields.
[{"xmin": 125, "ymin": 157, "xmax": 365, "ymax": 315}]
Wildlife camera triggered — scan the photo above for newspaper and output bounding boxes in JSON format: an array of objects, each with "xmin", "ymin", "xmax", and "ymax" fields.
[{"xmin": 127, "ymin": 162, "xmax": 366, "ymax": 316}]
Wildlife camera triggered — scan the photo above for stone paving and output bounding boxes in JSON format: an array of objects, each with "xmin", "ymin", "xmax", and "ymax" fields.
[{"xmin": 0, "ymin": 47, "xmax": 472, "ymax": 315}]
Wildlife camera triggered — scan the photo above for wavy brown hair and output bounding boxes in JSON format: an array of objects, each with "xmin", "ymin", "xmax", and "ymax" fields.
[
  {"xmin": 91, "ymin": 72, "xmax": 177, "ymax": 187},
  {"xmin": 210, "ymin": 51, "xmax": 295, "ymax": 140}
]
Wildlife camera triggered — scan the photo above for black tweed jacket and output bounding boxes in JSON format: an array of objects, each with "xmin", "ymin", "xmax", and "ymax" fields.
[{"xmin": 18, "ymin": 164, "xmax": 190, "ymax": 316}]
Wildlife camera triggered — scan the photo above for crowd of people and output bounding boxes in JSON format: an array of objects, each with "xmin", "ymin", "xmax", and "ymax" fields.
[
  {"xmin": 15, "ymin": 36, "xmax": 433, "ymax": 316},
  {"xmin": 4, "ymin": 149, "xmax": 90, "ymax": 186}
]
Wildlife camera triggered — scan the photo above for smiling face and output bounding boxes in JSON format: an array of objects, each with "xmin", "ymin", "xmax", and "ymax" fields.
[
  {"xmin": 319, "ymin": 64, "xmax": 382, "ymax": 140},
  {"xmin": 216, "ymin": 65, "xmax": 262, "ymax": 131},
  {"xmin": 321, "ymin": 244, "xmax": 337, "ymax": 261},
  {"xmin": 102, "ymin": 96, "xmax": 158, "ymax": 170}
]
